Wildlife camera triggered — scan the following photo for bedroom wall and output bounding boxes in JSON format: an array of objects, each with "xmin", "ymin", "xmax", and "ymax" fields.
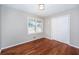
[
  {"xmin": 44, "ymin": 7, "xmax": 79, "ymax": 48},
  {"xmin": 0, "ymin": 5, "xmax": 2, "ymax": 49},
  {"xmin": 70, "ymin": 8, "xmax": 79, "ymax": 47},
  {"xmin": 43, "ymin": 18, "xmax": 51, "ymax": 39},
  {"xmin": 1, "ymin": 6, "xmax": 44, "ymax": 49}
]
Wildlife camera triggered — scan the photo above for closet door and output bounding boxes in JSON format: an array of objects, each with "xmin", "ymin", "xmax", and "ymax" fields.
[{"xmin": 51, "ymin": 15, "xmax": 70, "ymax": 44}]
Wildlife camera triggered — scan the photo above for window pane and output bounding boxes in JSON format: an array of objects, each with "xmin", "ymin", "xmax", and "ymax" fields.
[
  {"xmin": 28, "ymin": 18, "xmax": 36, "ymax": 34},
  {"xmin": 36, "ymin": 19, "xmax": 42, "ymax": 33},
  {"xmin": 27, "ymin": 17, "xmax": 43, "ymax": 34}
]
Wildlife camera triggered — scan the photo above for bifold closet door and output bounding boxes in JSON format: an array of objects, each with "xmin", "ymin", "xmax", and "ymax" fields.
[{"xmin": 51, "ymin": 15, "xmax": 70, "ymax": 44}]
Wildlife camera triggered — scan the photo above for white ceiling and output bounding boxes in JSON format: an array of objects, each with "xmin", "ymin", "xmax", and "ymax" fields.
[{"xmin": 4, "ymin": 4, "xmax": 79, "ymax": 18}]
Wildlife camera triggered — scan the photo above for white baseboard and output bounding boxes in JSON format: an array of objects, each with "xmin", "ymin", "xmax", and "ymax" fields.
[
  {"xmin": 1, "ymin": 38, "xmax": 38, "ymax": 50},
  {"xmin": 50, "ymin": 38, "xmax": 79, "ymax": 49},
  {"xmin": 68, "ymin": 44, "xmax": 79, "ymax": 49},
  {"xmin": 43, "ymin": 37, "xmax": 79, "ymax": 49},
  {"xmin": 1, "ymin": 37, "xmax": 79, "ymax": 50},
  {"xmin": 1, "ymin": 41, "xmax": 29, "ymax": 50},
  {"xmin": 45, "ymin": 37, "xmax": 51, "ymax": 39}
]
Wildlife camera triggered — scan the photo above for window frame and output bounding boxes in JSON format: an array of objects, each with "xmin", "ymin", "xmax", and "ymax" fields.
[{"xmin": 27, "ymin": 17, "xmax": 43, "ymax": 34}]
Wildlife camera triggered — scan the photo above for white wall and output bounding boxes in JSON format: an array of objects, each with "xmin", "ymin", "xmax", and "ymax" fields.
[
  {"xmin": 43, "ymin": 18, "xmax": 51, "ymax": 39},
  {"xmin": 1, "ymin": 6, "xmax": 44, "ymax": 49},
  {"xmin": 0, "ymin": 5, "xmax": 2, "ymax": 49},
  {"xmin": 51, "ymin": 15, "xmax": 70, "ymax": 44},
  {"xmin": 70, "ymin": 8, "xmax": 79, "ymax": 47},
  {"xmin": 44, "ymin": 7, "xmax": 79, "ymax": 47}
]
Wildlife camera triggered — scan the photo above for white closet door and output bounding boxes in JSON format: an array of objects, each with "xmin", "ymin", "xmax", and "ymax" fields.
[{"xmin": 51, "ymin": 15, "xmax": 70, "ymax": 44}]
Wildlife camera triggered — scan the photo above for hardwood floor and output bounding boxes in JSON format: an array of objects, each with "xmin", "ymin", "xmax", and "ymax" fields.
[{"xmin": 1, "ymin": 38, "xmax": 79, "ymax": 55}]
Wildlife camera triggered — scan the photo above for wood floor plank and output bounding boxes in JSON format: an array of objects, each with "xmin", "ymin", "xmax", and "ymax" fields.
[{"xmin": 1, "ymin": 38, "xmax": 79, "ymax": 55}]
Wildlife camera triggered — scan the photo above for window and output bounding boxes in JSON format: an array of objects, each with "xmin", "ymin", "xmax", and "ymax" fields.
[{"xmin": 27, "ymin": 17, "xmax": 43, "ymax": 34}]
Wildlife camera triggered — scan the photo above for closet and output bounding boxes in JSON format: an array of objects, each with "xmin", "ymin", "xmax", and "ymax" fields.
[{"xmin": 51, "ymin": 15, "xmax": 70, "ymax": 44}]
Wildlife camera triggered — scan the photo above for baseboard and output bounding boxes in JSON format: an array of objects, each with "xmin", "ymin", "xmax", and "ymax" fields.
[
  {"xmin": 1, "ymin": 41, "xmax": 31, "ymax": 50},
  {"xmin": 1, "ymin": 37, "xmax": 44, "ymax": 50},
  {"xmin": 1, "ymin": 37, "xmax": 79, "ymax": 50},
  {"xmin": 48, "ymin": 38, "xmax": 79, "ymax": 49},
  {"xmin": 45, "ymin": 37, "xmax": 51, "ymax": 40},
  {"xmin": 68, "ymin": 44, "xmax": 79, "ymax": 49}
]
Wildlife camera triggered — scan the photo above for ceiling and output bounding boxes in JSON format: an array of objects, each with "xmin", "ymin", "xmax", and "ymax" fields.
[{"xmin": 4, "ymin": 4, "xmax": 79, "ymax": 18}]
